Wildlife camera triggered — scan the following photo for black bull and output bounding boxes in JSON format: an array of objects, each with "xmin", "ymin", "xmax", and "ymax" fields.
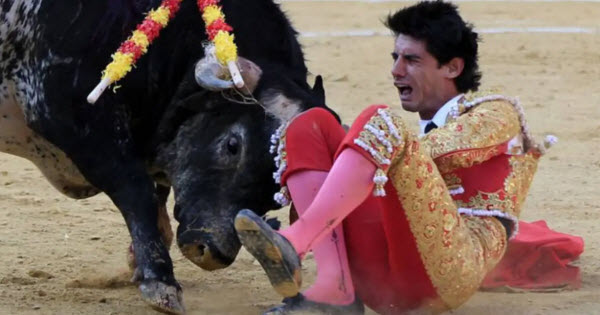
[{"xmin": 0, "ymin": 0, "xmax": 338, "ymax": 312}]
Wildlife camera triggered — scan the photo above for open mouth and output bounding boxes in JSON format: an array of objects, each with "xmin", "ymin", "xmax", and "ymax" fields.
[{"xmin": 396, "ymin": 84, "xmax": 413, "ymax": 98}]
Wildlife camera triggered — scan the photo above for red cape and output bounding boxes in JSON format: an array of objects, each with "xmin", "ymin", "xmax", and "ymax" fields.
[{"xmin": 481, "ymin": 220, "xmax": 584, "ymax": 291}]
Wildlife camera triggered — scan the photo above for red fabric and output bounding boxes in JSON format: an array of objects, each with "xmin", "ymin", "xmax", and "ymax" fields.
[
  {"xmin": 280, "ymin": 108, "xmax": 346, "ymax": 186},
  {"xmin": 337, "ymin": 105, "xmax": 438, "ymax": 313},
  {"xmin": 334, "ymin": 105, "xmax": 394, "ymax": 171},
  {"xmin": 343, "ymin": 186, "xmax": 439, "ymax": 314},
  {"xmin": 452, "ymin": 154, "xmax": 512, "ymax": 204},
  {"xmin": 481, "ymin": 220, "xmax": 584, "ymax": 291}
]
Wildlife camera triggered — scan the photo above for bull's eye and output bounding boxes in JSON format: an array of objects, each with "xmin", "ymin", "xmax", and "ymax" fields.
[{"xmin": 227, "ymin": 137, "xmax": 239, "ymax": 155}]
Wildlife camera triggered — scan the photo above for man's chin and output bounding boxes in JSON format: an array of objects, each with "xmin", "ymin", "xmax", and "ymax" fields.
[{"xmin": 400, "ymin": 100, "xmax": 418, "ymax": 113}]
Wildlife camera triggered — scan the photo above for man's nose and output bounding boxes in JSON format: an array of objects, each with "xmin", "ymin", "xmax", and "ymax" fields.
[{"xmin": 391, "ymin": 59, "xmax": 406, "ymax": 78}]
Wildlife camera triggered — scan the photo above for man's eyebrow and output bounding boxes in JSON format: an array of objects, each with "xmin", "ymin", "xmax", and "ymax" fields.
[
  {"xmin": 403, "ymin": 53, "xmax": 421, "ymax": 60},
  {"xmin": 391, "ymin": 52, "xmax": 421, "ymax": 61}
]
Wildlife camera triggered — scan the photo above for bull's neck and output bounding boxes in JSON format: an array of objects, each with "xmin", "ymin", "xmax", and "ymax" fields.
[{"xmin": 120, "ymin": 2, "xmax": 205, "ymax": 157}]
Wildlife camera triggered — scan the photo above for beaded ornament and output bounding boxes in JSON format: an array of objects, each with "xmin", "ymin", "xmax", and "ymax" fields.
[
  {"xmin": 353, "ymin": 108, "xmax": 404, "ymax": 197},
  {"xmin": 270, "ymin": 123, "xmax": 291, "ymax": 206}
]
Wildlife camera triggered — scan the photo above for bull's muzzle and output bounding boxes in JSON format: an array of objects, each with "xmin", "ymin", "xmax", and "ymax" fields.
[
  {"xmin": 179, "ymin": 242, "xmax": 230, "ymax": 271},
  {"xmin": 177, "ymin": 227, "xmax": 238, "ymax": 271}
]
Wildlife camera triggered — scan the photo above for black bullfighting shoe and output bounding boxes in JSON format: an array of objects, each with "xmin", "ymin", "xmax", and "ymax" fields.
[
  {"xmin": 235, "ymin": 209, "xmax": 302, "ymax": 297},
  {"xmin": 263, "ymin": 293, "xmax": 365, "ymax": 315}
]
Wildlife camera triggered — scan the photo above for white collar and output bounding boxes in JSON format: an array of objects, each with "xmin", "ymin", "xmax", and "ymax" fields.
[{"xmin": 419, "ymin": 94, "xmax": 464, "ymax": 136}]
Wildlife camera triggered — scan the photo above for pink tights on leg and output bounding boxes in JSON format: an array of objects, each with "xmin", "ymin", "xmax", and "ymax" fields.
[{"xmin": 283, "ymin": 148, "xmax": 376, "ymax": 305}]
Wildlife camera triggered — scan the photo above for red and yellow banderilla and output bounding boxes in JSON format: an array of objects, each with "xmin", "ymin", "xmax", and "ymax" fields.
[{"xmin": 87, "ymin": 0, "xmax": 243, "ymax": 104}]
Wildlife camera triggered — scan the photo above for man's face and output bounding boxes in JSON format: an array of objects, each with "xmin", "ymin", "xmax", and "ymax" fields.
[{"xmin": 391, "ymin": 34, "xmax": 450, "ymax": 119}]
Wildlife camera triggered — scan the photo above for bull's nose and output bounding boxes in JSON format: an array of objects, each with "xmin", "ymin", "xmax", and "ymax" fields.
[{"xmin": 179, "ymin": 242, "xmax": 230, "ymax": 271}]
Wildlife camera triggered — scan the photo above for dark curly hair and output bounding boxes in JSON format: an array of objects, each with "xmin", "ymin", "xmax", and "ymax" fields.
[{"xmin": 384, "ymin": 1, "xmax": 481, "ymax": 93}]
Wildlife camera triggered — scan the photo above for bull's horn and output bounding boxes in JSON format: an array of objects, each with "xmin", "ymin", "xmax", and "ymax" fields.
[
  {"xmin": 195, "ymin": 58, "xmax": 234, "ymax": 91},
  {"xmin": 236, "ymin": 57, "xmax": 262, "ymax": 94},
  {"xmin": 195, "ymin": 56, "xmax": 263, "ymax": 94}
]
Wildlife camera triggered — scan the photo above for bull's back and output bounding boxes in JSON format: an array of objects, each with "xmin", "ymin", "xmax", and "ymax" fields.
[{"xmin": 0, "ymin": 0, "xmax": 42, "ymax": 75}]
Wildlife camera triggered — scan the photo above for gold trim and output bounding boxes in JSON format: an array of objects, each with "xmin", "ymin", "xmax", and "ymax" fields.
[
  {"xmin": 504, "ymin": 153, "xmax": 539, "ymax": 217},
  {"xmin": 354, "ymin": 108, "xmax": 406, "ymax": 168},
  {"xmin": 422, "ymin": 100, "xmax": 521, "ymax": 172}
]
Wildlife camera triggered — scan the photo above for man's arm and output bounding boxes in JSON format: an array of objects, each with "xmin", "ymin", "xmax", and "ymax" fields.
[{"xmin": 421, "ymin": 100, "xmax": 521, "ymax": 173}]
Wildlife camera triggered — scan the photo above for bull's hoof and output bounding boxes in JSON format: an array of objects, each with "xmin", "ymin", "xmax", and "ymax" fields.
[{"xmin": 139, "ymin": 280, "xmax": 185, "ymax": 315}]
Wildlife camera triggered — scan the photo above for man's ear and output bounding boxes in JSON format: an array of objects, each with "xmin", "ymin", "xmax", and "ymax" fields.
[{"xmin": 444, "ymin": 57, "xmax": 465, "ymax": 79}]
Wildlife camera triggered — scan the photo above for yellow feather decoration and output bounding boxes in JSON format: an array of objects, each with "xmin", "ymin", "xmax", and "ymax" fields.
[
  {"xmin": 214, "ymin": 31, "xmax": 237, "ymax": 64},
  {"xmin": 149, "ymin": 6, "xmax": 170, "ymax": 27},
  {"xmin": 130, "ymin": 31, "xmax": 150, "ymax": 52},
  {"xmin": 103, "ymin": 52, "xmax": 134, "ymax": 81},
  {"xmin": 202, "ymin": 5, "xmax": 224, "ymax": 26}
]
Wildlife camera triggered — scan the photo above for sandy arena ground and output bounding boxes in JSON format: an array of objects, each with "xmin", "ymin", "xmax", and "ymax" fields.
[{"xmin": 0, "ymin": 1, "xmax": 599, "ymax": 314}]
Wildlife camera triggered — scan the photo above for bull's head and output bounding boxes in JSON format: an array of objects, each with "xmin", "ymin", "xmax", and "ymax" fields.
[{"xmin": 155, "ymin": 56, "xmax": 331, "ymax": 270}]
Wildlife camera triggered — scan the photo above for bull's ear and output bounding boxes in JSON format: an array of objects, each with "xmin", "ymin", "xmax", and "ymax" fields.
[{"xmin": 312, "ymin": 75, "xmax": 325, "ymax": 105}]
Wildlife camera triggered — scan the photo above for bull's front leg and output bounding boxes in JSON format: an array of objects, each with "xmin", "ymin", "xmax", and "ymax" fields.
[
  {"xmin": 104, "ymin": 170, "xmax": 184, "ymax": 315},
  {"xmin": 128, "ymin": 184, "xmax": 174, "ymax": 272},
  {"xmin": 90, "ymin": 165, "xmax": 183, "ymax": 314},
  {"xmin": 31, "ymin": 119, "xmax": 184, "ymax": 314}
]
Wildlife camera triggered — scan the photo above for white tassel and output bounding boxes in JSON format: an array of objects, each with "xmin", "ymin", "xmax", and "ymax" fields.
[
  {"xmin": 544, "ymin": 134, "xmax": 558, "ymax": 148},
  {"xmin": 449, "ymin": 186, "xmax": 465, "ymax": 195},
  {"xmin": 372, "ymin": 168, "xmax": 388, "ymax": 197},
  {"xmin": 373, "ymin": 174, "xmax": 388, "ymax": 185},
  {"xmin": 274, "ymin": 187, "xmax": 290, "ymax": 206},
  {"xmin": 373, "ymin": 188, "xmax": 387, "ymax": 197}
]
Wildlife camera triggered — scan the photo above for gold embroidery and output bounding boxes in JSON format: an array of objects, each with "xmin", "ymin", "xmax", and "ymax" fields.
[
  {"xmin": 455, "ymin": 189, "xmax": 514, "ymax": 212},
  {"xmin": 503, "ymin": 153, "xmax": 539, "ymax": 217},
  {"xmin": 388, "ymin": 131, "xmax": 507, "ymax": 310},
  {"xmin": 463, "ymin": 216, "xmax": 507, "ymax": 270},
  {"xmin": 353, "ymin": 108, "xmax": 406, "ymax": 168},
  {"xmin": 463, "ymin": 89, "xmax": 503, "ymax": 103},
  {"xmin": 443, "ymin": 173, "xmax": 462, "ymax": 186},
  {"xmin": 422, "ymin": 101, "xmax": 521, "ymax": 172},
  {"xmin": 435, "ymin": 146, "xmax": 500, "ymax": 174}
]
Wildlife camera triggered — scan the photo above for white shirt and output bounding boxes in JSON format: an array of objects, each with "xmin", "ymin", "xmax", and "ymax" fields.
[{"xmin": 418, "ymin": 94, "xmax": 464, "ymax": 136}]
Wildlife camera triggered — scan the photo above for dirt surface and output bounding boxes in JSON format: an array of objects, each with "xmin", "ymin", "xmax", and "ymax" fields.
[{"xmin": 1, "ymin": 1, "xmax": 599, "ymax": 314}]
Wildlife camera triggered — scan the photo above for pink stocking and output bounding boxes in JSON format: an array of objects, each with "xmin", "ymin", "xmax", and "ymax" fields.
[
  {"xmin": 282, "ymin": 148, "xmax": 376, "ymax": 304},
  {"xmin": 287, "ymin": 171, "xmax": 354, "ymax": 304}
]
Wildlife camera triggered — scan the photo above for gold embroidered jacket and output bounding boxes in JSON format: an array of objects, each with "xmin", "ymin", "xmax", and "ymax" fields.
[{"xmin": 420, "ymin": 95, "xmax": 541, "ymax": 235}]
